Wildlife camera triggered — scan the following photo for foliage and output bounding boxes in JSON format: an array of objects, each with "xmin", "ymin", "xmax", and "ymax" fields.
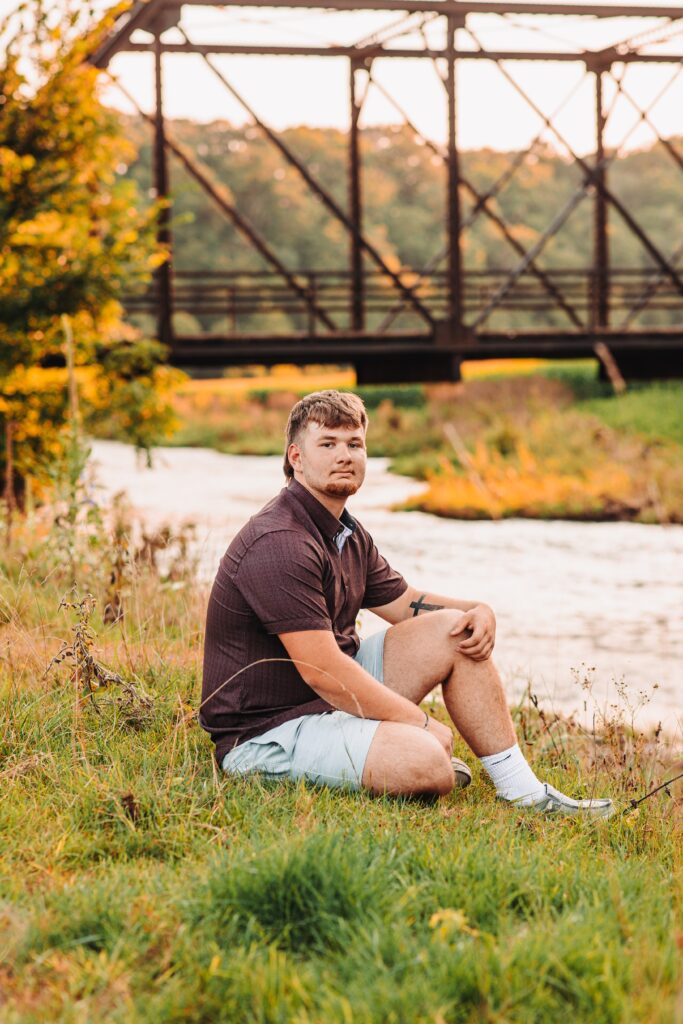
[
  {"xmin": 0, "ymin": 2, "xmax": 183, "ymax": 499},
  {"xmin": 396, "ymin": 380, "xmax": 683, "ymax": 523},
  {"xmin": 577, "ymin": 381, "xmax": 683, "ymax": 449},
  {"xmin": 0, "ymin": 529, "xmax": 681, "ymax": 1021},
  {"xmin": 353, "ymin": 384, "xmax": 425, "ymax": 410},
  {"xmin": 402, "ymin": 443, "xmax": 640, "ymax": 521},
  {"xmin": 165, "ymin": 369, "xmax": 683, "ymax": 523},
  {"xmin": 120, "ymin": 115, "xmax": 683, "ymax": 334}
]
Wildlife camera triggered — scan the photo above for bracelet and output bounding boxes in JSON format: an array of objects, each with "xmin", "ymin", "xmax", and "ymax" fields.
[{"xmin": 423, "ymin": 711, "xmax": 429, "ymax": 728}]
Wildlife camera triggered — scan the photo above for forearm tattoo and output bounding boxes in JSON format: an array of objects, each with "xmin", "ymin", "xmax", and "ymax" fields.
[{"xmin": 410, "ymin": 594, "xmax": 444, "ymax": 617}]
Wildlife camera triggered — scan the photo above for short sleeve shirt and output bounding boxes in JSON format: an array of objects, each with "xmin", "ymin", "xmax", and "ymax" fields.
[{"xmin": 200, "ymin": 479, "xmax": 407, "ymax": 763}]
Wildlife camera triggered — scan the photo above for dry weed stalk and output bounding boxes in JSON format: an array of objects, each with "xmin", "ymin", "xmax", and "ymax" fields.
[
  {"xmin": 48, "ymin": 589, "xmax": 154, "ymax": 724},
  {"xmin": 101, "ymin": 495, "xmax": 199, "ymax": 624},
  {"xmin": 520, "ymin": 668, "xmax": 680, "ymax": 815}
]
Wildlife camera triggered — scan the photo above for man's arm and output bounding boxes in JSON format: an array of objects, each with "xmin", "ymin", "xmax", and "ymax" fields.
[
  {"xmin": 277, "ymin": 629, "xmax": 453, "ymax": 753},
  {"xmin": 368, "ymin": 584, "xmax": 496, "ymax": 662}
]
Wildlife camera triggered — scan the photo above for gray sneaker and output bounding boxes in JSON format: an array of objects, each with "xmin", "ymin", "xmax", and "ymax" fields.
[
  {"xmin": 451, "ymin": 757, "xmax": 472, "ymax": 789},
  {"xmin": 511, "ymin": 782, "xmax": 614, "ymax": 819}
]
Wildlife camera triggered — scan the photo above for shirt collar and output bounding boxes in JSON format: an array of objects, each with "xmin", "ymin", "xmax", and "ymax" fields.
[
  {"xmin": 335, "ymin": 516, "xmax": 355, "ymax": 553},
  {"xmin": 285, "ymin": 478, "xmax": 357, "ymax": 544}
]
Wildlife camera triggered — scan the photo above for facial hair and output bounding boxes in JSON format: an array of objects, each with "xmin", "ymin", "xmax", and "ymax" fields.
[{"xmin": 323, "ymin": 478, "xmax": 361, "ymax": 497}]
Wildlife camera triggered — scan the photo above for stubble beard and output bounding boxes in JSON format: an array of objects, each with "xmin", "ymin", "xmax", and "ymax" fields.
[{"xmin": 323, "ymin": 479, "xmax": 361, "ymax": 498}]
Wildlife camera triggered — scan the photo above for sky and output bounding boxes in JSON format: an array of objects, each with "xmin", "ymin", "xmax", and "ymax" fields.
[{"xmin": 3, "ymin": 1, "xmax": 683, "ymax": 155}]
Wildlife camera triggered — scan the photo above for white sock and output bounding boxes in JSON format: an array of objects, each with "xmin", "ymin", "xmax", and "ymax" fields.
[{"xmin": 479, "ymin": 743, "xmax": 545, "ymax": 804}]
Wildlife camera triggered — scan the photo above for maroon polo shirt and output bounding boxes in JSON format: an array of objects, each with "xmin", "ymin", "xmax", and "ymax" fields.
[{"xmin": 200, "ymin": 478, "xmax": 407, "ymax": 764}]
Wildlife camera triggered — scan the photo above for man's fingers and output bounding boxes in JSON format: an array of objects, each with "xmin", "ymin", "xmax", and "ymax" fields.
[
  {"xmin": 459, "ymin": 638, "xmax": 493, "ymax": 659},
  {"xmin": 449, "ymin": 615, "xmax": 473, "ymax": 638},
  {"xmin": 457, "ymin": 629, "xmax": 488, "ymax": 649},
  {"xmin": 457, "ymin": 634, "xmax": 482, "ymax": 649}
]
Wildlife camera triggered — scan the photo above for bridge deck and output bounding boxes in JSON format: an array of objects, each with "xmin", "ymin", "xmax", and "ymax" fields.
[{"xmin": 124, "ymin": 268, "xmax": 683, "ymax": 379}]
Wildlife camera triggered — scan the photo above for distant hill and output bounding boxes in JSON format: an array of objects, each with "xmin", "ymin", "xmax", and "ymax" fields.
[{"xmin": 119, "ymin": 116, "xmax": 683, "ymax": 330}]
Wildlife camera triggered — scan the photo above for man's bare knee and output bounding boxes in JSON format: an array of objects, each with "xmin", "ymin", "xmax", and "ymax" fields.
[
  {"xmin": 418, "ymin": 744, "xmax": 455, "ymax": 796},
  {"xmin": 362, "ymin": 724, "xmax": 454, "ymax": 797},
  {"xmin": 423, "ymin": 608, "xmax": 470, "ymax": 645}
]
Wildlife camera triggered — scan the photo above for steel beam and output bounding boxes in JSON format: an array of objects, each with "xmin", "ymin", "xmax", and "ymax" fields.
[
  {"xmin": 176, "ymin": 1, "xmax": 683, "ymax": 19},
  {"xmin": 349, "ymin": 61, "xmax": 365, "ymax": 330},
  {"xmin": 165, "ymin": 330, "xmax": 683, "ymax": 380},
  {"xmin": 89, "ymin": 0, "xmax": 167, "ymax": 68},
  {"xmin": 593, "ymin": 68, "xmax": 609, "ymax": 329},
  {"xmin": 445, "ymin": 16, "xmax": 463, "ymax": 340},
  {"xmin": 153, "ymin": 33, "xmax": 173, "ymax": 347},
  {"xmin": 122, "ymin": 41, "xmax": 683, "ymax": 62},
  {"xmin": 108, "ymin": 74, "xmax": 337, "ymax": 332}
]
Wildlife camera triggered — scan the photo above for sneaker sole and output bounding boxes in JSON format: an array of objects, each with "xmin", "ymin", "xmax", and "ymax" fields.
[{"xmin": 451, "ymin": 757, "xmax": 472, "ymax": 789}]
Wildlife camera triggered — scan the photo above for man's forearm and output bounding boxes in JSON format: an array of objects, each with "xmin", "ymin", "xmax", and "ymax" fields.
[
  {"xmin": 407, "ymin": 589, "xmax": 483, "ymax": 620},
  {"xmin": 304, "ymin": 650, "xmax": 425, "ymax": 726}
]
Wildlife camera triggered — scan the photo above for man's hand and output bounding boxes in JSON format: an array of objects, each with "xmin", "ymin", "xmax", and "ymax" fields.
[
  {"xmin": 424, "ymin": 715, "xmax": 454, "ymax": 756},
  {"xmin": 451, "ymin": 604, "xmax": 496, "ymax": 661}
]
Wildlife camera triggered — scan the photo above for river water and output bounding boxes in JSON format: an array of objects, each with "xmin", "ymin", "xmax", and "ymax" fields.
[{"xmin": 90, "ymin": 440, "xmax": 683, "ymax": 738}]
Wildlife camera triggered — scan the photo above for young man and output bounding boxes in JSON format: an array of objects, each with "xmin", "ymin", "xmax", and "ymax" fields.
[{"xmin": 201, "ymin": 390, "xmax": 613, "ymax": 816}]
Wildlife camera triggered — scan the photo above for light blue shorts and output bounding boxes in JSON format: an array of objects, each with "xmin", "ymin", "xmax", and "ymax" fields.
[{"xmin": 221, "ymin": 628, "xmax": 388, "ymax": 790}]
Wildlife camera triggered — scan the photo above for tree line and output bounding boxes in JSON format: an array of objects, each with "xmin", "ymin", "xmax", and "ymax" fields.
[{"xmin": 121, "ymin": 115, "xmax": 683, "ymax": 333}]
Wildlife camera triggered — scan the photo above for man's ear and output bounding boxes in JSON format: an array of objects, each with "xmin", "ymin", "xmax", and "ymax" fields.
[{"xmin": 288, "ymin": 442, "xmax": 302, "ymax": 472}]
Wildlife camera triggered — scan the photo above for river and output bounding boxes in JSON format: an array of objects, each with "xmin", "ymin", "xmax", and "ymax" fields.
[{"xmin": 89, "ymin": 440, "xmax": 683, "ymax": 738}]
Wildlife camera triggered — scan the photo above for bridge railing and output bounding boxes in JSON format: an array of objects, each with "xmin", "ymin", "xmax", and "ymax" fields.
[{"xmin": 123, "ymin": 267, "xmax": 683, "ymax": 336}]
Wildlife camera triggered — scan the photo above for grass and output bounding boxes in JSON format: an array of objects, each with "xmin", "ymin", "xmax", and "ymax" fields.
[
  {"xmin": 1, "ymin": 514, "xmax": 682, "ymax": 1022},
  {"xmin": 578, "ymin": 383, "xmax": 683, "ymax": 448}
]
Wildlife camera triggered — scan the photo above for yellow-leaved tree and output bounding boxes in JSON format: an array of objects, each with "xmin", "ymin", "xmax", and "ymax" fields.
[{"xmin": 0, "ymin": 0, "xmax": 184, "ymax": 505}]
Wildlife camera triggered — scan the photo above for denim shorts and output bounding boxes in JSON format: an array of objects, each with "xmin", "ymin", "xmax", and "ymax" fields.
[{"xmin": 221, "ymin": 628, "xmax": 388, "ymax": 790}]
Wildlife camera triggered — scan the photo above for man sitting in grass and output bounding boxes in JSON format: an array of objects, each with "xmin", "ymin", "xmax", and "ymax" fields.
[{"xmin": 201, "ymin": 390, "xmax": 613, "ymax": 816}]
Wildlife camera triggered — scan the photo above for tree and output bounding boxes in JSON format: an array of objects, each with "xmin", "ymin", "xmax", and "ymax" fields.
[{"xmin": 0, "ymin": 1, "xmax": 183, "ymax": 503}]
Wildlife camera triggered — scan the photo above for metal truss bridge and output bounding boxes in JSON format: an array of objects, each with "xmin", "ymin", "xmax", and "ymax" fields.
[{"xmin": 91, "ymin": 0, "xmax": 683, "ymax": 382}]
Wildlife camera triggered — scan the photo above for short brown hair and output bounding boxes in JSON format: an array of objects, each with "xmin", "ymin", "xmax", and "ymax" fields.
[{"xmin": 283, "ymin": 390, "xmax": 368, "ymax": 480}]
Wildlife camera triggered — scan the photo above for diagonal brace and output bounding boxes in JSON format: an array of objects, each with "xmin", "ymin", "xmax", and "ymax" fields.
[
  {"xmin": 181, "ymin": 28, "xmax": 435, "ymax": 328},
  {"xmin": 370, "ymin": 71, "xmax": 584, "ymax": 328},
  {"xmin": 468, "ymin": 27, "xmax": 683, "ymax": 298},
  {"xmin": 620, "ymin": 237, "xmax": 683, "ymax": 327},
  {"xmin": 376, "ymin": 68, "xmax": 618, "ymax": 333},
  {"xmin": 609, "ymin": 67, "xmax": 683, "ymax": 176},
  {"xmin": 470, "ymin": 175, "xmax": 598, "ymax": 329},
  {"xmin": 107, "ymin": 73, "xmax": 336, "ymax": 333}
]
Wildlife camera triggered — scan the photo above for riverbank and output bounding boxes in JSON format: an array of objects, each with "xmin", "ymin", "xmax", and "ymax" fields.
[
  {"xmin": 1, "ymin": 504, "xmax": 681, "ymax": 1022},
  {"xmin": 163, "ymin": 364, "xmax": 683, "ymax": 524},
  {"xmin": 84, "ymin": 441, "xmax": 683, "ymax": 732}
]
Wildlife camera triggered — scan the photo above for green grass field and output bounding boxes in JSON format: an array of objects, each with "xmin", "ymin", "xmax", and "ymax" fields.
[
  {"xmin": 1, "ymin": 531, "xmax": 681, "ymax": 1023},
  {"xmin": 578, "ymin": 383, "xmax": 683, "ymax": 449},
  {"xmin": 3, "ymin": 366, "xmax": 682, "ymax": 1020}
]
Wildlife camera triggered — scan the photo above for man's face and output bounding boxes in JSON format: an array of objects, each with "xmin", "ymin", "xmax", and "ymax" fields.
[{"xmin": 289, "ymin": 420, "xmax": 367, "ymax": 499}]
